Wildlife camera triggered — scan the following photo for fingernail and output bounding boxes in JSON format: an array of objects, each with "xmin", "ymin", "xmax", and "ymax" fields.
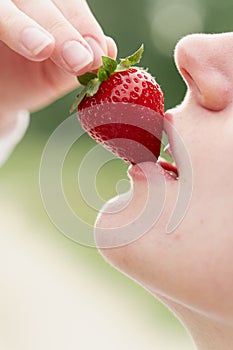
[
  {"xmin": 84, "ymin": 37, "xmax": 106, "ymax": 68},
  {"xmin": 62, "ymin": 41, "xmax": 93, "ymax": 73},
  {"xmin": 21, "ymin": 27, "xmax": 54, "ymax": 56}
]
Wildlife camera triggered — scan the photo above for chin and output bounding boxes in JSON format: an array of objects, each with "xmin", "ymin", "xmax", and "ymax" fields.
[
  {"xmin": 95, "ymin": 161, "xmax": 171, "ymax": 250},
  {"xmin": 94, "ymin": 185, "xmax": 145, "ymax": 250}
]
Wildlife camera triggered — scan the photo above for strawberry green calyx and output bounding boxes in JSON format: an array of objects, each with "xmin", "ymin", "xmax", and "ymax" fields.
[
  {"xmin": 117, "ymin": 44, "xmax": 144, "ymax": 71},
  {"xmin": 69, "ymin": 44, "xmax": 144, "ymax": 114}
]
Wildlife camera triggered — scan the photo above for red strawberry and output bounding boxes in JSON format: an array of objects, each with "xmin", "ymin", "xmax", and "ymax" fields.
[{"xmin": 70, "ymin": 45, "xmax": 164, "ymax": 164}]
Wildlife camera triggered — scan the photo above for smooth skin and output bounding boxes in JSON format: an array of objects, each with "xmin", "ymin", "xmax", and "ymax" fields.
[
  {"xmin": 95, "ymin": 33, "xmax": 233, "ymax": 350},
  {"xmin": 0, "ymin": 0, "xmax": 117, "ymax": 132}
]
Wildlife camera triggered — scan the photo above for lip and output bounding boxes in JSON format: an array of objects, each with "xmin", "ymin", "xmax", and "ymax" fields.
[
  {"xmin": 163, "ymin": 111, "xmax": 177, "ymax": 162},
  {"xmin": 158, "ymin": 158, "xmax": 178, "ymax": 178},
  {"xmin": 128, "ymin": 159, "xmax": 178, "ymax": 182},
  {"xmin": 164, "ymin": 111, "xmax": 174, "ymax": 146},
  {"xmin": 127, "ymin": 162, "xmax": 155, "ymax": 181}
]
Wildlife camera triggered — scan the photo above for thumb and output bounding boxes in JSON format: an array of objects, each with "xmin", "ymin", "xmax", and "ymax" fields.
[{"xmin": 0, "ymin": 1, "xmax": 54, "ymax": 61}]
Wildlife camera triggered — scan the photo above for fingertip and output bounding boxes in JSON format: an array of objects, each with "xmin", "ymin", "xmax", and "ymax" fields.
[
  {"xmin": 32, "ymin": 41, "xmax": 55, "ymax": 61},
  {"xmin": 106, "ymin": 36, "xmax": 118, "ymax": 60},
  {"xmin": 84, "ymin": 36, "xmax": 105, "ymax": 69},
  {"xmin": 60, "ymin": 40, "xmax": 94, "ymax": 75}
]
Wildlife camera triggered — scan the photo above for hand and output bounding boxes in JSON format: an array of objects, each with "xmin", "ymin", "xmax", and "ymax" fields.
[{"xmin": 0, "ymin": 0, "xmax": 117, "ymax": 114}]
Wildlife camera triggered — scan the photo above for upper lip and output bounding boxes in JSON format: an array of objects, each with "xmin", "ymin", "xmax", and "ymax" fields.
[
  {"xmin": 163, "ymin": 111, "xmax": 178, "ymax": 173},
  {"xmin": 163, "ymin": 111, "xmax": 174, "ymax": 149}
]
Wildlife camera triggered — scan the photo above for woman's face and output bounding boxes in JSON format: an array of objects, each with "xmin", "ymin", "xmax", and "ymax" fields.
[{"xmin": 95, "ymin": 33, "xmax": 233, "ymax": 324}]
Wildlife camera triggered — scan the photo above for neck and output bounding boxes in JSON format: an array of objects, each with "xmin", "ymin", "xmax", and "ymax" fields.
[
  {"xmin": 180, "ymin": 309, "xmax": 233, "ymax": 350},
  {"xmin": 154, "ymin": 293, "xmax": 233, "ymax": 350}
]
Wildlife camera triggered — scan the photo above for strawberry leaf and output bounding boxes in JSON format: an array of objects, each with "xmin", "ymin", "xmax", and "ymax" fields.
[
  {"xmin": 69, "ymin": 87, "xmax": 88, "ymax": 114},
  {"xmin": 98, "ymin": 67, "xmax": 109, "ymax": 82},
  {"xmin": 102, "ymin": 56, "xmax": 117, "ymax": 74},
  {"xmin": 86, "ymin": 78, "xmax": 101, "ymax": 96},
  {"xmin": 118, "ymin": 44, "xmax": 144, "ymax": 70},
  {"xmin": 69, "ymin": 77, "xmax": 102, "ymax": 113},
  {"xmin": 78, "ymin": 72, "xmax": 97, "ymax": 86}
]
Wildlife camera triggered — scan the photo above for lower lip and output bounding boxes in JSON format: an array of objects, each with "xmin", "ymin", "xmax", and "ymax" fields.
[
  {"xmin": 127, "ymin": 162, "xmax": 155, "ymax": 181},
  {"xmin": 128, "ymin": 160, "xmax": 178, "ymax": 181}
]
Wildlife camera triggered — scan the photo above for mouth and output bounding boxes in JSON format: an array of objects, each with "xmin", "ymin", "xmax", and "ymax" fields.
[
  {"xmin": 128, "ymin": 111, "xmax": 179, "ymax": 181},
  {"xmin": 161, "ymin": 111, "xmax": 179, "ymax": 178},
  {"xmin": 158, "ymin": 156, "xmax": 178, "ymax": 179}
]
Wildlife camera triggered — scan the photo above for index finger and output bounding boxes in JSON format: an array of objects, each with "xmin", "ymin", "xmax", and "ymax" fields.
[{"xmin": 52, "ymin": 0, "xmax": 115, "ymax": 68}]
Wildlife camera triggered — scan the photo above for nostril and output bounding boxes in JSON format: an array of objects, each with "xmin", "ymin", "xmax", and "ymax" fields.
[
  {"xmin": 180, "ymin": 67, "xmax": 232, "ymax": 112},
  {"xmin": 180, "ymin": 68, "xmax": 202, "ymax": 100}
]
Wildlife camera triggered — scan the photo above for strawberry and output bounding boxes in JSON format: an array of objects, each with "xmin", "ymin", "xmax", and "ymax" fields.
[{"xmin": 70, "ymin": 45, "xmax": 164, "ymax": 164}]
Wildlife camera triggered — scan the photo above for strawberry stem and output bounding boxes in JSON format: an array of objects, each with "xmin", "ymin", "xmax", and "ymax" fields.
[{"xmin": 70, "ymin": 44, "xmax": 145, "ymax": 114}]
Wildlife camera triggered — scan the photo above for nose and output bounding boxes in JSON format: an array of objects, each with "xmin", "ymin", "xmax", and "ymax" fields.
[{"xmin": 174, "ymin": 33, "xmax": 233, "ymax": 111}]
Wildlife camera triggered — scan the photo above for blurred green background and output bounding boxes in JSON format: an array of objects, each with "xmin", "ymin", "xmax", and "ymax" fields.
[{"xmin": 1, "ymin": 0, "xmax": 233, "ymax": 349}]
